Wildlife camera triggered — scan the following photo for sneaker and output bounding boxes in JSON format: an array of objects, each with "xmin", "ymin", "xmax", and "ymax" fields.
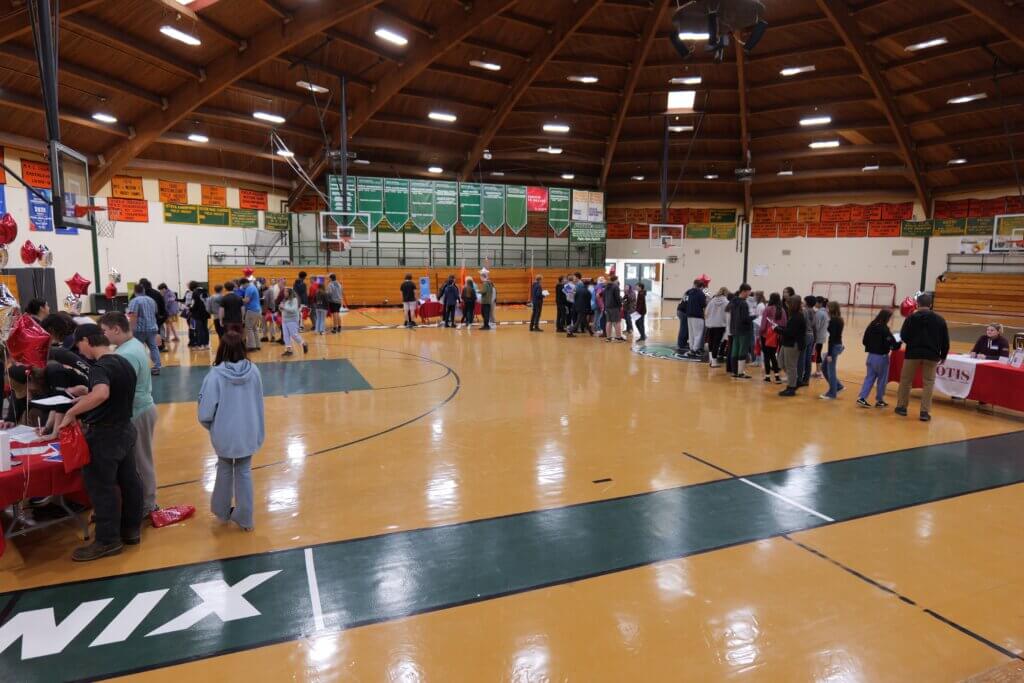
[
  {"xmin": 122, "ymin": 534, "xmax": 141, "ymax": 546},
  {"xmin": 764, "ymin": 376, "xmax": 772, "ymax": 383},
  {"xmin": 812, "ymin": 372, "xmax": 823, "ymax": 378},
  {"xmin": 567, "ymin": 333, "xmax": 576, "ymax": 338},
  {"xmin": 151, "ymin": 368, "xmax": 160, "ymax": 376},
  {"xmin": 875, "ymin": 400, "xmax": 889, "ymax": 408},
  {"xmin": 774, "ymin": 376, "xmax": 783, "ymax": 384},
  {"xmin": 282, "ymin": 350, "xmax": 293, "ymax": 356},
  {"xmin": 302, "ymin": 343, "xmax": 308, "ymax": 354},
  {"xmin": 895, "ymin": 407, "xmax": 908, "ymax": 416},
  {"xmin": 733, "ymin": 373, "xmax": 752, "ymax": 380},
  {"xmin": 71, "ymin": 541, "xmax": 124, "ymax": 562},
  {"xmin": 778, "ymin": 388, "xmax": 797, "ymax": 397},
  {"xmin": 819, "ymin": 393, "xmax": 836, "ymax": 400},
  {"xmin": 857, "ymin": 398, "xmax": 871, "ymax": 408},
  {"xmin": 920, "ymin": 412, "xmax": 931, "ymax": 422},
  {"xmin": 797, "ymin": 382, "xmax": 809, "ymax": 388},
  {"xmin": 260, "ymin": 336, "xmax": 269, "ymax": 342}
]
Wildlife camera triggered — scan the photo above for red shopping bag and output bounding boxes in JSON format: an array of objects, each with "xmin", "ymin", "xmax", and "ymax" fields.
[
  {"xmin": 150, "ymin": 504, "xmax": 196, "ymax": 528},
  {"xmin": 59, "ymin": 422, "xmax": 91, "ymax": 473}
]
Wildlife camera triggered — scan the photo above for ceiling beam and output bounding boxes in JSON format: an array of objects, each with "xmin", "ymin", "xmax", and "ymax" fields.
[
  {"xmin": 147, "ymin": 0, "xmax": 246, "ymax": 51},
  {"xmin": 909, "ymin": 95, "xmax": 1024, "ymax": 126},
  {"xmin": 758, "ymin": 143, "xmax": 902, "ymax": 162},
  {"xmin": 64, "ymin": 13, "xmax": 205, "ymax": 81},
  {"xmin": 158, "ymin": 131, "xmax": 308, "ymax": 165},
  {"xmin": 815, "ymin": 0, "xmax": 929, "ymax": 214},
  {"xmin": 126, "ymin": 158, "xmax": 292, "ymax": 190},
  {"xmin": 257, "ymin": 0, "xmax": 292, "ymax": 22},
  {"xmin": 752, "ymin": 165, "xmax": 910, "ymax": 184},
  {"xmin": 918, "ymin": 126, "xmax": 1024, "ymax": 150},
  {"xmin": 601, "ymin": 0, "xmax": 670, "ymax": 189},
  {"xmin": 751, "ymin": 94, "xmax": 876, "ymax": 117},
  {"xmin": 883, "ymin": 39, "xmax": 1009, "ymax": 72},
  {"xmin": 192, "ymin": 106, "xmax": 325, "ymax": 142},
  {"xmin": 278, "ymin": 53, "xmax": 372, "ymax": 89},
  {"xmin": 950, "ymin": 0, "xmax": 1024, "ymax": 53},
  {"xmin": 462, "ymin": 37, "xmax": 529, "ymax": 60},
  {"xmin": 371, "ymin": 114, "xmax": 480, "ymax": 138},
  {"xmin": 925, "ymin": 154, "xmax": 1024, "ymax": 174},
  {"xmin": 90, "ymin": 0, "xmax": 382, "ymax": 193},
  {"xmin": 0, "ymin": 88, "xmax": 132, "ymax": 136},
  {"xmin": 736, "ymin": 39, "xmax": 753, "ymax": 221},
  {"xmin": 426, "ymin": 63, "xmax": 510, "ymax": 86},
  {"xmin": 461, "ymin": 0, "xmax": 604, "ymax": 179},
  {"xmin": 896, "ymin": 67, "xmax": 1021, "ymax": 98},
  {"xmin": 376, "ymin": 4, "xmax": 436, "ymax": 38},
  {"xmin": 0, "ymin": 0, "xmax": 102, "ymax": 44},
  {"xmin": 867, "ymin": 8, "xmax": 968, "ymax": 44},
  {"xmin": 324, "ymin": 27, "xmax": 402, "ymax": 63},
  {"xmin": 752, "ymin": 118, "xmax": 891, "ymax": 141}
]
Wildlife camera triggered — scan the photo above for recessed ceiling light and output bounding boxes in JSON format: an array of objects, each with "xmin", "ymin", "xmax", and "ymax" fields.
[
  {"xmin": 780, "ymin": 65, "xmax": 815, "ymax": 77},
  {"xmin": 947, "ymin": 93, "xmax": 987, "ymax": 105},
  {"xmin": 537, "ymin": 146, "xmax": 562, "ymax": 155},
  {"xmin": 491, "ymin": 171, "xmax": 505, "ymax": 177},
  {"xmin": 777, "ymin": 169, "xmax": 794, "ymax": 176},
  {"xmin": 354, "ymin": 158, "xmax": 370, "ymax": 165},
  {"xmin": 670, "ymin": 76, "xmax": 702, "ymax": 85},
  {"xmin": 809, "ymin": 140, "xmax": 840, "ymax": 149},
  {"xmin": 905, "ymin": 37, "xmax": 947, "ymax": 52},
  {"xmin": 667, "ymin": 90, "xmax": 696, "ymax": 113},
  {"xmin": 91, "ymin": 112, "xmax": 117, "ymax": 124},
  {"xmin": 296, "ymin": 80, "xmax": 328, "ymax": 94},
  {"xmin": 561, "ymin": 173, "xmax": 575, "ymax": 180},
  {"xmin": 800, "ymin": 115, "xmax": 832, "ymax": 126},
  {"xmin": 862, "ymin": 164, "xmax": 880, "ymax": 172},
  {"xmin": 159, "ymin": 25, "xmax": 201, "ymax": 46},
  {"xmin": 428, "ymin": 166, "xmax": 443, "ymax": 174},
  {"xmin": 669, "ymin": 125, "xmax": 694, "ymax": 133},
  {"xmin": 187, "ymin": 133, "xmax": 209, "ymax": 143},
  {"xmin": 631, "ymin": 175, "xmax": 645, "ymax": 181},
  {"xmin": 469, "ymin": 59, "xmax": 501, "ymax": 72},
  {"xmin": 543, "ymin": 123, "xmax": 570, "ymax": 133},
  {"xmin": 276, "ymin": 149, "xmax": 295, "ymax": 158},
  {"xmin": 567, "ymin": 75, "xmax": 599, "ymax": 84},
  {"xmin": 948, "ymin": 158, "xmax": 968, "ymax": 165},
  {"xmin": 678, "ymin": 31, "xmax": 710, "ymax": 41},
  {"xmin": 704, "ymin": 173, "xmax": 719, "ymax": 180},
  {"xmin": 375, "ymin": 28, "xmax": 407, "ymax": 46},
  {"xmin": 483, "ymin": 150, "xmax": 493, "ymax": 160},
  {"xmin": 428, "ymin": 111, "xmax": 457, "ymax": 123},
  {"xmin": 253, "ymin": 111, "xmax": 286, "ymax": 124}
]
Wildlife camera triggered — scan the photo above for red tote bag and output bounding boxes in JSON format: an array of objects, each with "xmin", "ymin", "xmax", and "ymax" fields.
[{"xmin": 59, "ymin": 422, "xmax": 91, "ymax": 473}]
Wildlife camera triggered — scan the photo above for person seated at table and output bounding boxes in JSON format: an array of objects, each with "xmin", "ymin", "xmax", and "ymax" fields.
[{"xmin": 970, "ymin": 323, "xmax": 1010, "ymax": 360}]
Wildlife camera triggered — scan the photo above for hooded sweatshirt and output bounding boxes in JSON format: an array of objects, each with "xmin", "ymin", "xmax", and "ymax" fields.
[{"xmin": 197, "ymin": 360, "xmax": 265, "ymax": 459}]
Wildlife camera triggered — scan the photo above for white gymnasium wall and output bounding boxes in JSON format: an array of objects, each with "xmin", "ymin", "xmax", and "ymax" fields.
[
  {"xmin": 1, "ymin": 147, "xmax": 290, "ymax": 301},
  {"xmin": 609, "ymin": 238, "xmax": 743, "ymax": 298}
]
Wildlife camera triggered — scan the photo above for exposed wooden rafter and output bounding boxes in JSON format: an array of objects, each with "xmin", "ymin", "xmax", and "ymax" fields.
[
  {"xmin": 950, "ymin": 0, "xmax": 1024, "ymax": 53},
  {"xmin": 0, "ymin": 0, "xmax": 102, "ymax": 44},
  {"xmin": 91, "ymin": 0, "xmax": 383, "ymax": 193},
  {"xmin": 815, "ymin": 0, "xmax": 930, "ymax": 214},
  {"xmin": 600, "ymin": 0, "xmax": 669, "ymax": 189}
]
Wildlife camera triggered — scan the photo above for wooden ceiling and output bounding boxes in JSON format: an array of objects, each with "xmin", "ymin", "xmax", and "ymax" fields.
[{"xmin": 0, "ymin": 0, "xmax": 1022, "ymax": 211}]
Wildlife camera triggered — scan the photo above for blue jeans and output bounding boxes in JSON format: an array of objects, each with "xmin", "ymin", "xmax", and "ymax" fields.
[
  {"xmin": 677, "ymin": 313, "xmax": 688, "ymax": 349},
  {"xmin": 859, "ymin": 352, "xmax": 890, "ymax": 402},
  {"xmin": 822, "ymin": 344, "xmax": 844, "ymax": 397},
  {"xmin": 136, "ymin": 330, "xmax": 161, "ymax": 369},
  {"xmin": 314, "ymin": 308, "xmax": 326, "ymax": 333},
  {"xmin": 798, "ymin": 339, "xmax": 814, "ymax": 383},
  {"xmin": 212, "ymin": 456, "xmax": 253, "ymax": 529}
]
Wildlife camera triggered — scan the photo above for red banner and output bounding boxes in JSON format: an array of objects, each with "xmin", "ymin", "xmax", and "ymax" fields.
[
  {"xmin": 880, "ymin": 202, "xmax": 913, "ymax": 220},
  {"xmin": 292, "ymin": 194, "xmax": 325, "ymax": 212},
  {"xmin": 779, "ymin": 223, "xmax": 805, "ymax": 238},
  {"xmin": 107, "ymin": 197, "xmax": 149, "ymax": 222},
  {"xmin": 821, "ymin": 205, "xmax": 851, "ymax": 222},
  {"xmin": 201, "ymin": 184, "xmax": 227, "ymax": 208},
  {"xmin": 775, "ymin": 206, "xmax": 798, "ymax": 222},
  {"xmin": 935, "ymin": 199, "xmax": 969, "ymax": 219},
  {"xmin": 837, "ymin": 221, "xmax": 868, "ymax": 238},
  {"xmin": 632, "ymin": 224, "xmax": 650, "ymax": 239},
  {"xmin": 689, "ymin": 208, "xmax": 710, "ymax": 223},
  {"xmin": 239, "ymin": 188, "xmax": 268, "ymax": 210},
  {"xmin": 111, "ymin": 175, "xmax": 144, "ymax": 200},
  {"xmin": 848, "ymin": 204, "xmax": 867, "ymax": 222},
  {"xmin": 20, "ymin": 159, "xmax": 52, "ymax": 189},
  {"xmin": 667, "ymin": 207, "xmax": 688, "ymax": 224},
  {"xmin": 796, "ymin": 206, "xmax": 821, "ymax": 223},
  {"xmin": 526, "ymin": 186, "xmax": 548, "ymax": 212},
  {"xmin": 751, "ymin": 224, "xmax": 779, "ymax": 238},
  {"xmin": 1005, "ymin": 195, "xmax": 1024, "ymax": 214},
  {"xmin": 606, "ymin": 207, "xmax": 627, "ymax": 222},
  {"xmin": 864, "ymin": 204, "xmax": 884, "ymax": 221},
  {"xmin": 607, "ymin": 223, "xmax": 632, "ymax": 239},
  {"xmin": 753, "ymin": 207, "xmax": 774, "ymax": 225},
  {"xmin": 807, "ymin": 223, "xmax": 837, "ymax": 238},
  {"xmin": 645, "ymin": 208, "xmax": 661, "ymax": 224},
  {"xmin": 868, "ymin": 220, "xmax": 901, "ymax": 237},
  {"xmin": 626, "ymin": 207, "xmax": 646, "ymax": 224}
]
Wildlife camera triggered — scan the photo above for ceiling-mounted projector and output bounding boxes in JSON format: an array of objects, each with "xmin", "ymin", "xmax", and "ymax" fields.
[{"xmin": 670, "ymin": 0, "xmax": 768, "ymax": 63}]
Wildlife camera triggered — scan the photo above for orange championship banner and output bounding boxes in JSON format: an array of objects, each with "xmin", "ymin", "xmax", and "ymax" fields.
[
  {"xmin": 238, "ymin": 188, "xmax": 268, "ymax": 210},
  {"xmin": 837, "ymin": 221, "xmax": 868, "ymax": 238},
  {"xmin": 796, "ymin": 205, "xmax": 821, "ymax": 223},
  {"xmin": 868, "ymin": 220, "xmax": 901, "ymax": 238},
  {"xmin": 107, "ymin": 197, "xmax": 149, "ymax": 222},
  {"xmin": 20, "ymin": 159, "xmax": 52, "ymax": 188},
  {"xmin": 774, "ymin": 206, "xmax": 798, "ymax": 223},
  {"xmin": 159, "ymin": 179, "xmax": 188, "ymax": 204},
  {"xmin": 292, "ymin": 194, "xmax": 325, "ymax": 213},
  {"xmin": 751, "ymin": 224, "xmax": 779, "ymax": 238},
  {"xmin": 779, "ymin": 223, "xmax": 806, "ymax": 238},
  {"xmin": 752, "ymin": 207, "xmax": 774, "ymax": 225},
  {"xmin": 807, "ymin": 222, "xmax": 837, "ymax": 238},
  {"xmin": 201, "ymin": 184, "xmax": 227, "ymax": 207},
  {"xmin": 111, "ymin": 175, "xmax": 144, "ymax": 200}
]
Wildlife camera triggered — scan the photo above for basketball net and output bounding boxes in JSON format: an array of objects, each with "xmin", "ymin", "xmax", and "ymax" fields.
[{"xmin": 74, "ymin": 204, "xmax": 116, "ymax": 238}]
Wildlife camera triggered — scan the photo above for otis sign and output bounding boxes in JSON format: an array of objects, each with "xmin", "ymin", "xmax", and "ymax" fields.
[{"xmin": 933, "ymin": 356, "xmax": 985, "ymax": 398}]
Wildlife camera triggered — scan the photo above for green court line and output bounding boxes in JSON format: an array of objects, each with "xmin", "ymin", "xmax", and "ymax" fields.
[
  {"xmin": 1, "ymin": 431, "xmax": 1022, "ymax": 681},
  {"xmin": 150, "ymin": 359, "xmax": 371, "ymax": 404}
]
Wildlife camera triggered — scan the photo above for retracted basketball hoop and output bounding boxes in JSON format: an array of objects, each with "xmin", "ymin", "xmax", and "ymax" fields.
[{"xmin": 74, "ymin": 203, "xmax": 116, "ymax": 238}]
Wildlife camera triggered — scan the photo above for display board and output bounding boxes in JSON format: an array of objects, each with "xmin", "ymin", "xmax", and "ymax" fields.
[{"xmin": 569, "ymin": 221, "xmax": 606, "ymax": 243}]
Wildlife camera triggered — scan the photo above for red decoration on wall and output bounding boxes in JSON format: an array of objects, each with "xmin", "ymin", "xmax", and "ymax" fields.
[
  {"xmin": 779, "ymin": 223, "xmax": 806, "ymax": 238},
  {"xmin": 806, "ymin": 223, "xmax": 837, "ymax": 238},
  {"xmin": 868, "ymin": 220, "xmax": 901, "ymax": 237},
  {"xmin": 750, "ymin": 224, "xmax": 779, "ymax": 238}
]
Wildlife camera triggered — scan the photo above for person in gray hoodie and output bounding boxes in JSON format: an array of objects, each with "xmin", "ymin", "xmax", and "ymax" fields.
[
  {"xmin": 197, "ymin": 331, "xmax": 265, "ymax": 531},
  {"xmin": 813, "ymin": 296, "xmax": 829, "ymax": 378}
]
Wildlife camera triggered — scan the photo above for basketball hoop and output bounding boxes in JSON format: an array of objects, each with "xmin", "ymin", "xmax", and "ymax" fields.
[{"xmin": 75, "ymin": 204, "xmax": 116, "ymax": 238}]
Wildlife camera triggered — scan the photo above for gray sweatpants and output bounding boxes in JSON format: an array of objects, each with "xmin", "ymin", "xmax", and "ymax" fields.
[{"xmin": 132, "ymin": 406, "xmax": 159, "ymax": 514}]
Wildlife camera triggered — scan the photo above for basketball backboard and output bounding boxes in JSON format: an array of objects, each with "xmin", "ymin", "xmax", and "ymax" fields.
[
  {"xmin": 50, "ymin": 141, "xmax": 92, "ymax": 231},
  {"xmin": 649, "ymin": 224, "xmax": 684, "ymax": 249},
  {"xmin": 992, "ymin": 214, "xmax": 1024, "ymax": 252},
  {"xmin": 320, "ymin": 211, "xmax": 372, "ymax": 244}
]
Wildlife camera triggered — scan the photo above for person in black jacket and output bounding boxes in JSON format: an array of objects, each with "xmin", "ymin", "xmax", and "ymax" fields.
[
  {"xmin": 555, "ymin": 276, "xmax": 567, "ymax": 332},
  {"xmin": 728, "ymin": 284, "xmax": 754, "ymax": 379},
  {"xmin": 857, "ymin": 308, "xmax": 900, "ymax": 408},
  {"xmin": 529, "ymin": 275, "xmax": 545, "ymax": 331},
  {"xmin": 567, "ymin": 278, "xmax": 591, "ymax": 337},
  {"xmin": 439, "ymin": 275, "xmax": 460, "ymax": 328},
  {"xmin": 778, "ymin": 295, "xmax": 807, "ymax": 396},
  {"xmin": 895, "ymin": 293, "xmax": 949, "ymax": 421}
]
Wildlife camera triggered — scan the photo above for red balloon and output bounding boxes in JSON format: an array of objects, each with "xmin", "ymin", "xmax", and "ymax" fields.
[
  {"xmin": 104, "ymin": 281, "xmax": 117, "ymax": 300},
  {"xmin": 242, "ymin": 267, "xmax": 255, "ymax": 277},
  {"xmin": 900, "ymin": 296, "xmax": 918, "ymax": 318},
  {"xmin": 65, "ymin": 272, "xmax": 92, "ymax": 296},
  {"xmin": 7, "ymin": 313, "xmax": 51, "ymax": 368},
  {"xmin": 20, "ymin": 240, "xmax": 39, "ymax": 265},
  {"xmin": 0, "ymin": 213, "xmax": 17, "ymax": 245}
]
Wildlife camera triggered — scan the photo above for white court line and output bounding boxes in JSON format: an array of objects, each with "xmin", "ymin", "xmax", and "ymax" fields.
[
  {"xmin": 304, "ymin": 548, "xmax": 326, "ymax": 631},
  {"xmin": 738, "ymin": 477, "xmax": 835, "ymax": 522}
]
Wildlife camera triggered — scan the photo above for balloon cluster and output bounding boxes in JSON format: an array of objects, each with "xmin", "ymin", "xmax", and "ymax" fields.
[
  {"xmin": 0, "ymin": 213, "xmax": 18, "ymax": 267},
  {"xmin": 19, "ymin": 240, "xmax": 53, "ymax": 267},
  {"xmin": 64, "ymin": 272, "xmax": 91, "ymax": 313}
]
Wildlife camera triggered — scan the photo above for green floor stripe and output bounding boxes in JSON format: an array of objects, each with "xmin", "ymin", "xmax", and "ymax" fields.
[{"xmin": 1, "ymin": 431, "xmax": 1023, "ymax": 680}]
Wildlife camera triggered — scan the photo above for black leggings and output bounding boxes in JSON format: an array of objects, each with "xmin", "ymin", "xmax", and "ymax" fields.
[
  {"xmin": 706, "ymin": 327, "xmax": 726, "ymax": 360},
  {"xmin": 762, "ymin": 339, "xmax": 781, "ymax": 374}
]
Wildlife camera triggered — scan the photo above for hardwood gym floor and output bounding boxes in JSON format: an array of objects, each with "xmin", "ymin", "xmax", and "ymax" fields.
[{"xmin": 1, "ymin": 304, "xmax": 1022, "ymax": 682}]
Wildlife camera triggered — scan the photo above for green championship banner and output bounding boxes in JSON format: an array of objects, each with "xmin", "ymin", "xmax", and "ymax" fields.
[
  {"xmin": 410, "ymin": 179, "xmax": 435, "ymax": 231},
  {"xmin": 198, "ymin": 206, "xmax": 230, "ymax": 226},
  {"xmin": 459, "ymin": 182, "xmax": 482, "ymax": 232},
  {"xmin": 932, "ymin": 218, "xmax": 966, "ymax": 236},
  {"xmin": 549, "ymin": 188, "xmax": 571, "ymax": 234},
  {"xmin": 505, "ymin": 185, "xmax": 527, "ymax": 234},
  {"xmin": 435, "ymin": 181, "xmax": 459, "ymax": 231},
  {"xmin": 327, "ymin": 175, "xmax": 357, "ymax": 213},
  {"xmin": 709, "ymin": 208, "xmax": 737, "ymax": 225},
  {"xmin": 900, "ymin": 220, "xmax": 933, "ymax": 238},
  {"xmin": 712, "ymin": 224, "xmax": 737, "ymax": 240},
  {"xmin": 357, "ymin": 176, "xmax": 384, "ymax": 228},
  {"xmin": 265, "ymin": 212, "xmax": 290, "ymax": 231},
  {"xmin": 965, "ymin": 217, "xmax": 995, "ymax": 236},
  {"xmin": 384, "ymin": 178, "xmax": 409, "ymax": 231},
  {"xmin": 568, "ymin": 221, "xmax": 606, "ymax": 243},
  {"xmin": 164, "ymin": 203, "xmax": 198, "ymax": 224},
  {"xmin": 481, "ymin": 184, "xmax": 506, "ymax": 233},
  {"xmin": 686, "ymin": 224, "xmax": 712, "ymax": 239},
  {"xmin": 229, "ymin": 208, "xmax": 258, "ymax": 228}
]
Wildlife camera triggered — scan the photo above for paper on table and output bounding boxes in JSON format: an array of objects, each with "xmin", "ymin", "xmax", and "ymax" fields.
[
  {"xmin": 1, "ymin": 425, "xmax": 40, "ymax": 440},
  {"xmin": 30, "ymin": 395, "xmax": 74, "ymax": 407}
]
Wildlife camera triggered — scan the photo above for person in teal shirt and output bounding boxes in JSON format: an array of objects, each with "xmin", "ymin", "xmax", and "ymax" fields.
[{"xmin": 100, "ymin": 311, "xmax": 160, "ymax": 516}]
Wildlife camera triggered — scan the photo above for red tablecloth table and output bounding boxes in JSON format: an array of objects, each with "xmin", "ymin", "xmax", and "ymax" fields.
[
  {"xmin": 0, "ymin": 455, "xmax": 88, "ymax": 558},
  {"xmin": 888, "ymin": 349, "xmax": 1024, "ymax": 412},
  {"xmin": 418, "ymin": 301, "xmax": 482, "ymax": 322}
]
